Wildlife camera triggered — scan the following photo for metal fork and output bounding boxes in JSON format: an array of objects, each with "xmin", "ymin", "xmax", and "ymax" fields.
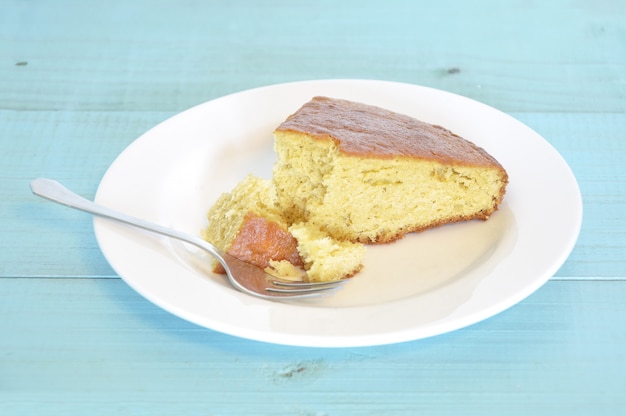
[{"xmin": 29, "ymin": 178, "xmax": 345, "ymax": 300}]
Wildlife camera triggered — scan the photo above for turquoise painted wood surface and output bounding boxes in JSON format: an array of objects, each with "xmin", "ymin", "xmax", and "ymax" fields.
[
  {"xmin": 1, "ymin": 0, "xmax": 625, "ymax": 415},
  {"xmin": 1, "ymin": 278, "xmax": 624, "ymax": 415}
]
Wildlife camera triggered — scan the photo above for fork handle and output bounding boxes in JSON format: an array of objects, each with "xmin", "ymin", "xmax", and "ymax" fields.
[{"xmin": 29, "ymin": 178, "xmax": 223, "ymax": 260}]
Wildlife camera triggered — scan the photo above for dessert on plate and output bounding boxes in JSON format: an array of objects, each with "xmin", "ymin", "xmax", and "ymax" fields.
[{"xmin": 203, "ymin": 96, "xmax": 508, "ymax": 282}]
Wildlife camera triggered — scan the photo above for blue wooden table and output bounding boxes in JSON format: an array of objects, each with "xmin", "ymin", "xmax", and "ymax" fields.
[{"xmin": 2, "ymin": 1, "xmax": 625, "ymax": 414}]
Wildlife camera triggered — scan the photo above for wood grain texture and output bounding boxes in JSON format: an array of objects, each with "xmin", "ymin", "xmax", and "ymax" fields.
[
  {"xmin": 2, "ymin": 0, "xmax": 625, "ymax": 113},
  {"xmin": 1, "ymin": 0, "xmax": 625, "ymax": 414},
  {"xmin": 1, "ymin": 278, "xmax": 624, "ymax": 415}
]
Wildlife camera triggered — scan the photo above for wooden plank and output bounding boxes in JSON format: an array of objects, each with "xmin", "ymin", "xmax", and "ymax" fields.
[
  {"xmin": 1, "ymin": 0, "xmax": 625, "ymax": 113},
  {"xmin": 2, "ymin": 111, "xmax": 624, "ymax": 278},
  {"xmin": 0, "ymin": 278, "xmax": 624, "ymax": 415}
]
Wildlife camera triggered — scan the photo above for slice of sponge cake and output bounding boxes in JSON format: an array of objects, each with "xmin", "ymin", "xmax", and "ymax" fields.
[{"xmin": 272, "ymin": 96, "xmax": 508, "ymax": 244}]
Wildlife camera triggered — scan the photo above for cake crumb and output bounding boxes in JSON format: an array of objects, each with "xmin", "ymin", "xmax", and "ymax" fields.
[{"xmin": 265, "ymin": 260, "xmax": 306, "ymax": 281}]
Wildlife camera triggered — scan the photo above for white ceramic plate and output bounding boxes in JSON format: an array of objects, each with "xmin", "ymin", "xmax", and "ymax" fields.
[{"xmin": 94, "ymin": 79, "xmax": 582, "ymax": 347}]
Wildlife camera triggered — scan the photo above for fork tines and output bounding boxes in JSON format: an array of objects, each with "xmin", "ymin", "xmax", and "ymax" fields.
[{"xmin": 267, "ymin": 279, "xmax": 347, "ymax": 294}]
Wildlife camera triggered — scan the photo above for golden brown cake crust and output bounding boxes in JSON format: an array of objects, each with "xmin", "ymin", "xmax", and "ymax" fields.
[
  {"xmin": 275, "ymin": 96, "xmax": 504, "ymax": 169},
  {"xmin": 221, "ymin": 212, "xmax": 303, "ymax": 273}
]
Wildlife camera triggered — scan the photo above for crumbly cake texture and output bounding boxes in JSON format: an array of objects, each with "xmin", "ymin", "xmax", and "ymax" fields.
[
  {"xmin": 203, "ymin": 174, "xmax": 364, "ymax": 281},
  {"xmin": 272, "ymin": 96, "xmax": 509, "ymax": 244},
  {"xmin": 289, "ymin": 223, "xmax": 365, "ymax": 282},
  {"xmin": 202, "ymin": 175, "xmax": 303, "ymax": 274}
]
